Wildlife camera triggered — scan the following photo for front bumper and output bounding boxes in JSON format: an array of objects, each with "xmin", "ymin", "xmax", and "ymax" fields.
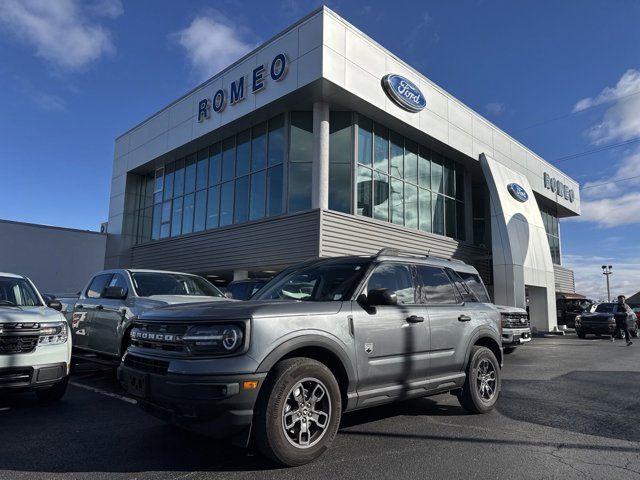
[
  {"xmin": 0, "ymin": 362, "xmax": 68, "ymax": 390},
  {"xmin": 576, "ymin": 323, "xmax": 615, "ymax": 334},
  {"xmin": 502, "ymin": 328, "xmax": 532, "ymax": 346},
  {"xmin": 118, "ymin": 358, "xmax": 266, "ymax": 445}
]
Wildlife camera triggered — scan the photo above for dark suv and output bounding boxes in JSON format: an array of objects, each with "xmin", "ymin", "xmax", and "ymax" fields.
[{"xmin": 118, "ymin": 249, "xmax": 502, "ymax": 466}]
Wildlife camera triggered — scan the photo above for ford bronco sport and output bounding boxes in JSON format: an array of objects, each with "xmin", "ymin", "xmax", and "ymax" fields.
[{"xmin": 118, "ymin": 249, "xmax": 502, "ymax": 466}]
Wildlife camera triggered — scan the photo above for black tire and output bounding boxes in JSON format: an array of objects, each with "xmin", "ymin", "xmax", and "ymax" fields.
[
  {"xmin": 576, "ymin": 330, "xmax": 586, "ymax": 339},
  {"xmin": 502, "ymin": 347, "xmax": 516, "ymax": 355},
  {"xmin": 457, "ymin": 346, "xmax": 501, "ymax": 414},
  {"xmin": 254, "ymin": 358, "xmax": 342, "ymax": 466},
  {"xmin": 36, "ymin": 377, "xmax": 69, "ymax": 403}
]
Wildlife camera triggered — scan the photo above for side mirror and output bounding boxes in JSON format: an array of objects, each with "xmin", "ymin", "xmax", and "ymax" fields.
[
  {"xmin": 47, "ymin": 299, "xmax": 63, "ymax": 311},
  {"xmin": 366, "ymin": 288, "xmax": 398, "ymax": 306},
  {"xmin": 102, "ymin": 286, "xmax": 127, "ymax": 300}
]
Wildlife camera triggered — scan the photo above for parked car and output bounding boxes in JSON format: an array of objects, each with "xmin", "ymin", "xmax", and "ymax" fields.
[
  {"xmin": 632, "ymin": 307, "xmax": 640, "ymax": 327},
  {"xmin": 59, "ymin": 269, "xmax": 230, "ymax": 364},
  {"xmin": 226, "ymin": 278, "xmax": 270, "ymax": 300},
  {"xmin": 494, "ymin": 305, "xmax": 531, "ymax": 353},
  {"xmin": 575, "ymin": 302, "xmax": 639, "ymax": 339},
  {"xmin": 118, "ymin": 249, "xmax": 503, "ymax": 466},
  {"xmin": 557, "ymin": 297, "xmax": 595, "ymax": 328},
  {"xmin": 0, "ymin": 273, "xmax": 71, "ymax": 401}
]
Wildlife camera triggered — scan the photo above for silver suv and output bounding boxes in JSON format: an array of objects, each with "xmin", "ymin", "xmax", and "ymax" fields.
[{"xmin": 118, "ymin": 249, "xmax": 502, "ymax": 466}]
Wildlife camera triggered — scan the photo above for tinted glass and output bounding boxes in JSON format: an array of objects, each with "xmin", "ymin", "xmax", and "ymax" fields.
[
  {"xmin": 432, "ymin": 193, "xmax": 444, "ymax": 235},
  {"xmin": 222, "ymin": 137, "xmax": 236, "ymax": 182},
  {"xmin": 357, "ymin": 166, "xmax": 372, "ymax": 217},
  {"xmin": 288, "ymin": 163, "xmax": 312, "ymax": 213},
  {"xmin": 131, "ymin": 273, "xmax": 224, "ymax": 297},
  {"xmin": 182, "ymin": 193, "xmax": 194, "ymax": 234},
  {"xmin": 206, "ymin": 185, "xmax": 220, "ymax": 229},
  {"xmin": 289, "ymin": 111, "xmax": 313, "ymax": 162},
  {"xmin": 432, "ymin": 154, "xmax": 443, "ymax": 194},
  {"xmin": 390, "ymin": 131, "xmax": 404, "ymax": 178},
  {"xmin": 457, "ymin": 271, "xmax": 490, "ymax": 303},
  {"xmin": 418, "ymin": 188, "xmax": 431, "ymax": 232},
  {"xmin": 267, "ymin": 165, "xmax": 283, "ymax": 216},
  {"xmin": 163, "ymin": 163, "xmax": 174, "ymax": 201},
  {"xmin": 196, "ymin": 149, "xmax": 208, "ymax": 190},
  {"xmin": 373, "ymin": 124, "xmax": 389, "ymax": 173},
  {"xmin": 108, "ymin": 273, "xmax": 128, "ymax": 292},
  {"xmin": 456, "ymin": 165, "xmax": 465, "ymax": 200},
  {"xmin": 329, "ymin": 163, "xmax": 351, "ymax": 213},
  {"xmin": 405, "ymin": 184, "xmax": 418, "ymax": 229},
  {"xmin": 357, "ymin": 116, "xmax": 373, "ymax": 167},
  {"xmin": 0, "ymin": 277, "xmax": 42, "ymax": 307},
  {"xmin": 174, "ymin": 159, "xmax": 185, "ymax": 197},
  {"xmin": 444, "ymin": 159, "xmax": 455, "ymax": 197},
  {"xmin": 268, "ymin": 114, "xmax": 285, "ymax": 166},
  {"xmin": 151, "ymin": 204, "xmax": 161, "ymax": 240},
  {"xmin": 390, "ymin": 177, "xmax": 404, "ymax": 225},
  {"xmin": 418, "ymin": 146, "xmax": 431, "ymax": 188},
  {"xmin": 251, "ymin": 123, "xmax": 267, "ymax": 171},
  {"xmin": 208, "ymin": 143, "xmax": 222, "ymax": 185},
  {"xmin": 405, "ymin": 140, "xmax": 418, "ymax": 184},
  {"xmin": 220, "ymin": 181, "xmax": 234, "ymax": 226},
  {"xmin": 234, "ymin": 175, "xmax": 249, "ymax": 223},
  {"xmin": 87, "ymin": 274, "xmax": 113, "ymax": 299},
  {"xmin": 366, "ymin": 263, "xmax": 415, "ymax": 305},
  {"xmin": 416, "ymin": 265, "xmax": 458, "ymax": 304},
  {"xmin": 184, "ymin": 155, "xmax": 196, "ymax": 193},
  {"xmin": 250, "ymin": 170, "xmax": 266, "ymax": 220},
  {"xmin": 456, "ymin": 201, "xmax": 465, "ymax": 240},
  {"xmin": 373, "ymin": 171, "xmax": 389, "ymax": 221},
  {"xmin": 236, "ymin": 129, "xmax": 251, "ymax": 177},
  {"xmin": 171, "ymin": 196, "xmax": 183, "ymax": 237},
  {"xmin": 329, "ymin": 112, "xmax": 352, "ymax": 164},
  {"xmin": 445, "ymin": 197, "xmax": 456, "ymax": 238},
  {"xmin": 194, "ymin": 189, "xmax": 207, "ymax": 232}
]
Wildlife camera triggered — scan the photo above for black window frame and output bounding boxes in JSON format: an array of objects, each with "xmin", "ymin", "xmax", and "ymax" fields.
[{"xmin": 86, "ymin": 274, "xmax": 114, "ymax": 299}]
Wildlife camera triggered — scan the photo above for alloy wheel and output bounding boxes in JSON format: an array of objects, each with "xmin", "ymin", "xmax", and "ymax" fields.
[
  {"xmin": 281, "ymin": 377, "xmax": 332, "ymax": 449},
  {"xmin": 476, "ymin": 358, "xmax": 497, "ymax": 401}
]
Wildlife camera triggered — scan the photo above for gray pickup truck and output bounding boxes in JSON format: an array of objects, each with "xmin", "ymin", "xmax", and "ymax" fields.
[
  {"xmin": 119, "ymin": 250, "xmax": 503, "ymax": 466},
  {"xmin": 60, "ymin": 269, "xmax": 229, "ymax": 363}
]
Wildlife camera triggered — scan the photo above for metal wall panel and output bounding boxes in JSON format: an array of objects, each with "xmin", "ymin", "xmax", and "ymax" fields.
[{"xmin": 554, "ymin": 265, "xmax": 576, "ymax": 294}]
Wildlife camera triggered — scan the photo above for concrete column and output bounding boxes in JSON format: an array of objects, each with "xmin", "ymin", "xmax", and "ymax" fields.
[
  {"xmin": 312, "ymin": 102, "xmax": 330, "ymax": 210},
  {"xmin": 233, "ymin": 270, "xmax": 249, "ymax": 281}
]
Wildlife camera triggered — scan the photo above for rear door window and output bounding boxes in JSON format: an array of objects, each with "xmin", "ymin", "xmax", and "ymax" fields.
[
  {"xmin": 86, "ymin": 274, "xmax": 113, "ymax": 299},
  {"xmin": 415, "ymin": 265, "xmax": 459, "ymax": 304}
]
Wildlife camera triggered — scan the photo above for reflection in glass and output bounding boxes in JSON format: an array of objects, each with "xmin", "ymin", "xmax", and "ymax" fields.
[
  {"xmin": 329, "ymin": 163, "xmax": 351, "ymax": 213},
  {"xmin": 445, "ymin": 197, "xmax": 456, "ymax": 238},
  {"xmin": 418, "ymin": 188, "xmax": 431, "ymax": 232},
  {"xmin": 373, "ymin": 124, "xmax": 389, "ymax": 173},
  {"xmin": 171, "ymin": 196, "xmax": 183, "ymax": 237},
  {"xmin": 405, "ymin": 140, "xmax": 418, "ymax": 184},
  {"xmin": 208, "ymin": 143, "xmax": 221, "ymax": 186},
  {"xmin": 390, "ymin": 131, "xmax": 404, "ymax": 178},
  {"xmin": 357, "ymin": 166, "xmax": 372, "ymax": 217},
  {"xmin": 250, "ymin": 170, "xmax": 266, "ymax": 220},
  {"xmin": 196, "ymin": 149, "xmax": 208, "ymax": 191},
  {"xmin": 163, "ymin": 163, "xmax": 174, "ymax": 201},
  {"xmin": 236, "ymin": 129, "xmax": 251, "ymax": 177},
  {"xmin": 174, "ymin": 158, "xmax": 185, "ymax": 197},
  {"xmin": 206, "ymin": 185, "xmax": 220, "ymax": 229},
  {"xmin": 234, "ymin": 176, "xmax": 249, "ymax": 223},
  {"xmin": 390, "ymin": 177, "xmax": 404, "ymax": 225},
  {"xmin": 373, "ymin": 171, "xmax": 389, "ymax": 221},
  {"xmin": 267, "ymin": 165, "xmax": 283, "ymax": 216},
  {"xmin": 288, "ymin": 163, "xmax": 312, "ymax": 213},
  {"xmin": 405, "ymin": 184, "xmax": 418, "ymax": 229},
  {"xmin": 357, "ymin": 117, "xmax": 372, "ymax": 167},
  {"xmin": 220, "ymin": 181, "xmax": 234, "ymax": 226},
  {"xmin": 444, "ymin": 159, "xmax": 455, "ymax": 197},
  {"xmin": 268, "ymin": 114, "xmax": 285, "ymax": 166},
  {"xmin": 432, "ymin": 193, "xmax": 444, "ymax": 235},
  {"xmin": 456, "ymin": 200, "xmax": 465, "ymax": 240},
  {"xmin": 222, "ymin": 137, "xmax": 235, "ymax": 182},
  {"xmin": 194, "ymin": 189, "xmax": 207, "ymax": 232},
  {"xmin": 184, "ymin": 155, "xmax": 196, "ymax": 194},
  {"xmin": 289, "ymin": 112, "xmax": 313, "ymax": 162},
  {"xmin": 182, "ymin": 193, "xmax": 194, "ymax": 234},
  {"xmin": 251, "ymin": 123, "xmax": 267, "ymax": 172},
  {"xmin": 418, "ymin": 146, "xmax": 431, "ymax": 188}
]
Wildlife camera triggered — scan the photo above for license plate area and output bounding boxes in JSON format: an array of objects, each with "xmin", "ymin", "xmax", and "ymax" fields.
[{"xmin": 125, "ymin": 371, "xmax": 148, "ymax": 398}]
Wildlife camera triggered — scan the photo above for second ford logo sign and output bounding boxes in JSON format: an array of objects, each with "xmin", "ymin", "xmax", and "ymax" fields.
[
  {"xmin": 382, "ymin": 74, "xmax": 426, "ymax": 112},
  {"xmin": 507, "ymin": 183, "xmax": 529, "ymax": 202}
]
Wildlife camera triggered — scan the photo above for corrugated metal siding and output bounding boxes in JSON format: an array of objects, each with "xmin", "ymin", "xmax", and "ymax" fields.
[
  {"xmin": 320, "ymin": 210, "xmax": 492, "ymax": 283},
  {"xmin": 130, "ymin": 211, "xmax": 320, "ymax": 272},
  {"xmin": 554, "ymin": 265, "xmax": 575, "ymax": 293}
]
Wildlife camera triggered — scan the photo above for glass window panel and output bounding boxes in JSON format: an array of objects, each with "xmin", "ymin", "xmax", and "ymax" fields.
[
  {"xmin": 250, "ymin": 170, "xmax": 266, "ymax": 220},
  {"xmin": 161, "ymin": 200, "xmax": 172, "ymax": 223},
  {"xmin": 289, "ymin": 111, "xmax": 313, "ymax": 163},
  {"xmin": 236, "ymin": 129, "xmax": 251, "ymax": 177},
  {"xmin": 432, "ymin": 193, "xmax": 444, "ymax": 235},
  {"xmin": 473, "ymin": 220, "xmax": 486, "ymax": 247},
  {"xmin": 163, "ymin": 163, "xmax": 174, "ymax": 201},
  {"xmin": 160, "ymin": 222, "xmax": 170, "ymax": 239},
  {"xmin": 373, "ymin": 124, "xmax": 389, "ymax": 173},
  {"xmin": 171, "ymin": 196, "xmax": 183, "ymax": 237},
  {"xmin": 142, "ymin": 206, "xmax": 152, "ymax": 241},
  {"xmin": 220, "ymin": 181, "xmax": 234, "ymax": 226},
  {"xmin": 196, "ymin": 149, "xmax": 209, "ymax": 191},
  {"xmin": 184, "ymin": 155, "xmax": 196, "ymax": 194},
  {"xmin": 206, "ymin": 185, "xmax": 220, "ymax": 229},
  {"xmin": 251, "ymin": 123, "xmax": 267, "ymax": 172},
  {"xmin": 288, "ymin": 163, "xmax": 312, "ymax": 213},
  {"xmin": 373, "ymin": 171, "xmax": 389, "ymax": 221},
  {"xmin": 329, "ymin": 112, "xmax": 352, "ymax": 163},
  {"xmin": 145, "ymin": 175, "xmax": 155, "ymax": 207},
  {"xmin": 418, "ymin": 146, "xmax": 431, "ymax": 188},
  {"xmin": 222, "ymin": 137, "xmax": 236, "ymax": 182},
  {"xmin": 233, "ymin": 175, "xmax": 249, "ymax": 224},
  {"xmin": 267, "ymin": 164, "xmax": 283, "ymax": 216},
  {"xmin": 418, "ymin": 188, "xmax": 431, "ymax": 232},
  {"xmin": 208, "ymin": 143, "xmax": 222, "ymax": 185},
  {"xmin": 357, "ymin": 116, "xmax": 373, "ymax": 167},
  {"xmin": 390, "ymin": 177, "xmax": 404, "ymax": 225},
  {"xmin": 405, "ymin": 140, "xmax": 418, "ymax": 184},
  {"xmin": 445, "ymin": 197, "xmax": 456, "ymax": 238},
  {"xmin": 390, "ymin": 131, "xmax": 404, "ymax": 179},
  {"xmin": 151, "ymin": 203, "xmax": 162, "ymax": 240},
  {"xmin": 329, "ymin": 163, "xmax": 352, "ymax": 213},
  {"xmin": 194, "ymin": 189, "xmax": 207, "ymax": 232},
  {"xmin": 405, "ymin": 183, "xmax": 418, "ymax": 229},
  {"xmin": 455, "ymin": 165, "xmax": 465, "ymax": 201},
  {"xmin": 268, "ymin": 114, "xmax": 285, "ymax": 166},
  {"xmin": 456, "ymin": 201, "xmax": 465, "ymax": 240},
  {"xmin": 182, "ymin": 193, "xmax": 194, "ymax": 234},
  {"xmin": 357, "ymin": 166, "xmax": 373, "ymax": 217},
  {"xmin": 432, "ymin": 153, "xmax": 443, "ymax": 194},
  {"xmin": 174, "ymin": 158, "xmax": 185, "ymax": 197},
  {"xmin": 416, "ymin": 266, "xmax": 458, "ymax": 304},
  {"xmin": 444, "ymin": 159, "xmax": 455, "ymax": 197},
  {"xmin": 553, "ymin": 216, "xmax": 559, "ymax": 237},
  {"xmin": 154, "ymin": 168, "xmax": 164, "ymax": 196}
]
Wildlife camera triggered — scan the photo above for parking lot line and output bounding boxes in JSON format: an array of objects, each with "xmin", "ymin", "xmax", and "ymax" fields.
[{"xmin": 69, "ymin": 381, "xmax": 138, "ymax": 405}]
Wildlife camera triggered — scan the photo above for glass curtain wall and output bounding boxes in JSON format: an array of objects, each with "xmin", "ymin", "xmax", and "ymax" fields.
[
  {"xmin": 540, "ymin": 204, "xmax": 561, "ymax": 264},
  {"xmin": 356, "ymin": 115, "xmax": 466, "ymax": 241}
]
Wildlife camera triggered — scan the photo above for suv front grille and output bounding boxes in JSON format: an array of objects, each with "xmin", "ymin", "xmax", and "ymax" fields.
[
  {"xmin": 0, "ymin": 323, "xmax": 43, "ymax": 355},
  {"xmin": 124, "ymin": 353, "xmax": 169, "ymax": 375},
  {"xmin": 130, "ymin": 323, "xmax": 189, "ymax": 353},
  {"xmin": 502, "ymin": 315, "xmax": 530, "ymax": 329},
  {"xmin": 0, "ymin": 368, "xmax": 32, "ymax": 385}
]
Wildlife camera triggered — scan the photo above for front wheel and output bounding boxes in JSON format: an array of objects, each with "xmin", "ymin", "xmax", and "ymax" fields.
[
  {"xmin": 457, "ymin": 346, "xmax": 501, "ymax": 414},
  {"xmin": 36, "ymin": 377, "xmax": 69, "ymax": 402},
  {"xmin": 254, "ymin": 358, "xmax": 342, "ymax": 466},
  {"xmin": 576, "ymin": 330, "xmax": 586, "ymax": 339}
]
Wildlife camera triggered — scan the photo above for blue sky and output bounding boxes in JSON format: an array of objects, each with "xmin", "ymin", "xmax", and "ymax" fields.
[{"xmin": 0, "ymin": 0, "xmax": 639, "ymax": 298}]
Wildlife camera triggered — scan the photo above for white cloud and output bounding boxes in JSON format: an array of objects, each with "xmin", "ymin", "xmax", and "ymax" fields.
[
  {"xmin": 572, "ymin": 192, "xmax": 640, "ymax": 227},
  {"xmin": 580, "ymin": 149, "xmax": 640, "ymax": 199},
  {"xmin": 34, "ymin": 92, "xmax": 66, "ymax": 111},
  {"xmin": 485, "ymin": 102, "xmax": 505, "ymax": 116},
  {"xmin": 573, "ymin": 69, "xmax": 640, "ymax": 144},
  {"xmin": 0, "ymin": 0, "xmax": 121, "ymax": 70},
  {"xmin": 173, "ymin": 12, "xmax": 256, "ymax": 82},
  {"xmin": 563, "ymin": 254, "xmax": 640, "ymax": 300}
]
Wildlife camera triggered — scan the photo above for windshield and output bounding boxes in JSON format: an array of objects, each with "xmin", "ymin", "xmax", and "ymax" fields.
[
  {"xmin": 0, "ymin": 276, "xmax": 42, "ymax": 307},
  {"xmin": 595, "ymin": 303, "xmax": 615, "ymax": 313},
  {"xmin": 253, "ymin": 259, "xmax": 369, "ymax": 301},
  {"xmin": 130, "ymin": 272, "xmax": 224, "ymax": 298}
]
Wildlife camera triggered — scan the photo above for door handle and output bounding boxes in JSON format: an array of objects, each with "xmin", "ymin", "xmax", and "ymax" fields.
[
  {"xmin": 458, "ymin": 314, "xmax": 471, "ymax": 322},
  {"xmin": 406, "ymin": 315, "xmax": 424, "ymax": 323},
  {"xmin": 96, "ymin": 305, "xmax": 104, "ymax": 311}
]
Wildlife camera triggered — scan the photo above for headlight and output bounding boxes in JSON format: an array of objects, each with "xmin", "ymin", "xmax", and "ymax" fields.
[
  {"xmin": 501, "ymin": 317, "xmax": 508, "ymax": 328},
  {"xmin": 38, "ymin": 322, "xmax": 68, "ymax": 346},
  {"xmin": 575, "ymin": 315, "xmax": 581, "ymax": 323},
  {"xmin": 183, "ymin": 324, "xmax": 243, "ymax": 355}
]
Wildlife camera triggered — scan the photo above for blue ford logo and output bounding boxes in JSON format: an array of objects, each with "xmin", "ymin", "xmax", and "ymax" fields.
[
  {"xmin": 507, "ymin": 183, "xmax": 528, "ymax": 202},
  {"xmin": 382, "ymin": 74, "xmax": 426, "ymax": 113}
]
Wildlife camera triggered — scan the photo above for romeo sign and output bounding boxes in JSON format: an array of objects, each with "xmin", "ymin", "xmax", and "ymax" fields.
[{"xmin": 543, "ymin": 172, "xmax": 575, "ymax": 203}]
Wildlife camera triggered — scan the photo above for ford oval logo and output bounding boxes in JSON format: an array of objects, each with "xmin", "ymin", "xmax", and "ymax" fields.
[
  {"xmin": 507, "ymin": 183, "xmax": 528, "ymax": 202},
  {"xmin": 382, "ymin": 74, "xmax": 426, "ymax": 113}
]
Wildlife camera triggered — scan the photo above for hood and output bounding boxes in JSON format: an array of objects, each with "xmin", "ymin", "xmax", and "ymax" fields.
[
  {"xmin": 0, "ymin": 306, "xmax": 66, "ymax": 324},
  {"xmin": 144, "ymin": 295, "xmax": 232, "ymax": 304},
  {"xmin": 138, "ymin": 299, "xmax": 344, "ymax": 322},
  {"xmin": 494, "ymin": 305, "xmax": 528, "ymax": 315},
  {"xmin": 580, "ymin": 312, "xmax": 614, "ymax": 320}
]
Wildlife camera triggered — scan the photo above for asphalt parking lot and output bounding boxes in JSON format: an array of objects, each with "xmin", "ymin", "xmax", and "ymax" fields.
[{"xmin": 1, "ymin": 335, "xmax": 639, "ymax": 480}]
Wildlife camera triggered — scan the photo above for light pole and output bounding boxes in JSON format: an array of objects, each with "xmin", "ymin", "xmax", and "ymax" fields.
[{"xmin": 602, "ymin": 265, "xmax": 613, "ymax": 302}]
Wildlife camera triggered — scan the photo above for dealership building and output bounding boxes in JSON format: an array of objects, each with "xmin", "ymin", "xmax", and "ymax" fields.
[{"xmin": 105, "ymin": 7, "xmax": 581, "ymax": 332}]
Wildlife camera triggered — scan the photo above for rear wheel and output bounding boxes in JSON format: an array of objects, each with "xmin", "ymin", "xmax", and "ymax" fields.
[
  {"xmin": 36, "ymin": 377, "xmax": 69, "ymax": 402},
  {"xmin": 576, "ymin": 330, "xmax": 586, "ymax": 339},
  {"xmin": 457, "ymin": 346, "xmax": 500, "ymax": 414},
  {"xmin": 254, "ymin": 358, "xmax": 341, "ymax": 466}
]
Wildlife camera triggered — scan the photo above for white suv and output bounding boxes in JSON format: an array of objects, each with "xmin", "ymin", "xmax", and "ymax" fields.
[{"xmin": 0, "ymin": 273, "xmax": 71, "ymax": 402}]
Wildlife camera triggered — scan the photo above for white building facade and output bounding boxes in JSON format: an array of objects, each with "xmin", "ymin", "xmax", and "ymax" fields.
[{"xmin": 106, "ymin": 7, "xmax": 580, "ymax": 332}]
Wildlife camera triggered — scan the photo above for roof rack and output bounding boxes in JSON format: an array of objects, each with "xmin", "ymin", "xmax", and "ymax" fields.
[{"xmin": 374, "ymin": 248, "xmax": 465, "ymax": 263}]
